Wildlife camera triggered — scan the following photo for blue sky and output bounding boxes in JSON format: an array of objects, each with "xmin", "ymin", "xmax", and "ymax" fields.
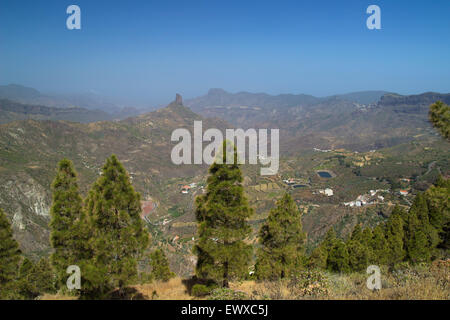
[{"xmin": 1, "ymin": 0, "xmax": 449, "ymax": 106}]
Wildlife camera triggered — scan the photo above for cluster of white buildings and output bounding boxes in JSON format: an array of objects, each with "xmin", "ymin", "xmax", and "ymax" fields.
[
  {"xmin": 181, "ymin": 182, "xmax": 199, "ymax": 194},
  {"xmin": 282, "ymin": 178, "xmax": 296, "ymax": 185},
  {"xmin": 313, "ymin": 147, "xmax": 332, "ymax": 153},
  {"xmin": 343, "ymin": 189, "xmax": 388, "ymax": 207},
  {"xmin": 318, "ymin": 188, "xmax": 334, "ymax": 196}
]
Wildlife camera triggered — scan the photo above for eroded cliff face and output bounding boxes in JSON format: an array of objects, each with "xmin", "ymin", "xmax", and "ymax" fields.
[{"xmin": 0, "ymin": 173, "xmax": 51, "ymax": 259}]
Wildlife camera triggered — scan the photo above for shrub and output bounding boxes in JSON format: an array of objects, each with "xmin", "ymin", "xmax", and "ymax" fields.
[
  {"xmin": 191, "ymin": 283, "xmax": 218, "ymax": 297},
  {"xmin": 288, "ymin": 269, "xmax": 329, "ymax": 298},
  {"xmin": 208, "ymin": 288, "xmax": 248, "ymax": 300}
]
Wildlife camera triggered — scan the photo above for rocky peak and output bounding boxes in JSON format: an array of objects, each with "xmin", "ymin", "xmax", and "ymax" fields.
[{"xmin": 175, "ymin": 93, "xmax": 183, "ymax": 105}]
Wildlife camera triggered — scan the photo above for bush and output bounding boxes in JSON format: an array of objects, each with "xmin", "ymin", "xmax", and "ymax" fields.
[
  {"xmin": 191, "ymin": 283, "xmax": 218, "ymax": 297},
  {"xmin": 288, "ymin": 269, "xmax": 329, "ymax": 298},
  {"xmin": 208, "ymin": 288, "xmax": 248, "ymax": 300}
]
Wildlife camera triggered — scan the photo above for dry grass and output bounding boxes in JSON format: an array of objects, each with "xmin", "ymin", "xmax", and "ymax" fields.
[
  {"xmin": 40, "ymin": 294, "xmax": 77, "ymax": 300},
  {"xmin": 40, "ymin": 261, "xmax": 450, "ymax": 300},
  {"xmin": 327, "ymin": 261, "xmax": 449, "ymax": 300},
  {"xmin": 133, "ymin": 277, "xmax": 192, "ymax": 300}
]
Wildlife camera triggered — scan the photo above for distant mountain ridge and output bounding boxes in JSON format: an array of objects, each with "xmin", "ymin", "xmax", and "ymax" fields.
[
  {"xmin": 186, "ymin": 88, "xmax": 450, "ymax": 153},
  {"xmin": 378, "ymin": 92, "xmax": 450, "ymax": 106},
  {"xmin": 186, "ymin": 88, "xmax": 390, "ymax": 111},
  {"xmin": 0, "ymin": 84, "xmax": 143, "ymax": 119},
  {"xmin": 0, "ymin": 99, "xmax": 114, "ymax": 124}
]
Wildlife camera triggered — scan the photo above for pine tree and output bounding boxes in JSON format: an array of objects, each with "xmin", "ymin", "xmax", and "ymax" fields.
[
  {"xmin": 350, "ymin": 224, "xmax": 363, "ymax": 242},
  {"xmin": 406, "ymin": 211, "xmax": 431, "ymax": 263},
  {"xmin": 17, "ymin": 257, "xmax": 34, "ymax": 299},
  {"xmin": 150, "ymin": 249, "xmax": 175, "ymax": 281},
  {"xmin": 370, "ymin": 224, "xmax": 388, "ymax": 265},
  {"xmin": 347, "ymin": 239, "xmax": 369, "ymax": 272},
  {"xmin": 406, "ymin": 193, "xmax": 440, "ymax": 263},
  {"xmin": 385, "ymin": 206, "xmax": 406, "ymax": 266},
  {"xmin": 194, "ymin": 143, "xmax": 253, "ymax": 287},
  {"xmin": 49, "ymin": 159, "xmax": 84, "ymax": 288},
  {"xmin": 18, "ymin": 258, "xmax": 57, "ymax": 299},
  {"xmin": 0, "ymin": 208, "xmax": 21, "ymax": 299},
  {"xmin": 361, "ymin": 227, "xmax": 374, "ymax": 261},
  {"xmin": 361, "ymin": 227, "xmax": 373, "ymax": 246},
  {"xmin": 321, "ymin": 227, "xmax": 337, "ymax": 253},
  {"xmin": 85, "ymin": 155, "xmax": 149, "ymax": 295},
  {"xmin": 429, "ymin": 100, "xmax": 450, "ymax": 140},
  {"xmin": 425, "ymin": 177, "xmax": 450, "ymax": 249},
  {"xmin": 255, "ymin": 193, "xmax": 306, "ymax": 279},
  {"xmin": 327, "ymin": 239, "xmax": 349, "ymax": 273},
  {"xmin": 308, "ymin": 246, "xmax": 328, "ymax": 269},
  {"xmin": 308, "ymin": 228, "xmax": 337, "ymax": 270},
  {"xmin": 411, "ymin": 193, "xmax": 430, "ymax": 224}
]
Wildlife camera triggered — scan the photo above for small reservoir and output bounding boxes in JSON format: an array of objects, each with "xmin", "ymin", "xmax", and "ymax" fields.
[{"xmin": 317, "ymin": 171, "xmax": 333, "ymax": 178}]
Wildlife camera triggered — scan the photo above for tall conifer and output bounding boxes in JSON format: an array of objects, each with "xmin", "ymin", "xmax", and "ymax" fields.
[
  {"xmin": 49, "ymin": 159, "xmax": 84, "ymax": 288},
  {"xmin": 85, "ymin": 155, "xmax": 149, "ymax": 295},
  {"xmin": 255, "ymin": 193, "xmax": 306, "ymax": 279},
  {"xmin": 0, "ymin": 208, "xmax": 21, "ymax": 298},
  {"xmin": 385, "ymin": 206, "xmax": 406, "ymax": 266},
  {"xmin": 194, "ymin": 143, "xmax": 253, "ymax": 287}
]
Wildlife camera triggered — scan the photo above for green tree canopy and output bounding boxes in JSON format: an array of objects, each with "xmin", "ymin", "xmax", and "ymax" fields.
[
  {"xmin": 85, "ymin": 155, "xmax": 149, "ymax": 295},
  {"xmin": 150, "ymin": 249, "xmax": 175, "ymax": 282},
  {"xmin": 370, "ymin": 224, "xmax": 388, "ymax": 265},
  {"xmin": 0, "ymin": 208, "xmax": 21, "ymax": 298},
  {"xmin": 49, "ymin": 159, "xmax": 84, "ymax": 288},
  {"xmin": 385, "ymin": 206, "xmax": 406, "ymax": 266},
  {"xmin": 327, "ymin": 239, "xmax": 349, "ymax": 273},
  {"xmin": 429, "ymin": 101, "xmax": 450, "ymax": 140},
  {"xmin": 255, "ymin": 193, "xmax": 306, "ymax": 279},
  {"xmin": 194, "ymin": 143, "xmax": 253, "ymax": 287}
]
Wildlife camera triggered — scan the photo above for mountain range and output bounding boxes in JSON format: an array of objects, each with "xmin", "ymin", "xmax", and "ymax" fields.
[
  {"xmin": 187, "ymin": 89, "xmax": 450, "ymax": 153},
  {"xmin": 0, "ymin": 86, "xmax": 449, "ymax": 275},
  {"xmin": 0, "ymin": 84, "xmax": 144, "ymax": 120}
]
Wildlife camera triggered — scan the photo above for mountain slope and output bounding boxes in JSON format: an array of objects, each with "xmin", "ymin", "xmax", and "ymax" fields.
[{"xmin": 0, "ymin": 95, "xmax": 227, "ymax": 259}]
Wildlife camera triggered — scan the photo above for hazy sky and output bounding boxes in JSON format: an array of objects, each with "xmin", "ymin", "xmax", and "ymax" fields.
[{"xmin": 1, "ymin": 0, "xmax": 449, "ymax": 106}]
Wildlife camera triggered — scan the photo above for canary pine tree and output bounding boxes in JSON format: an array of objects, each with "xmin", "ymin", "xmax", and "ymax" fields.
[
  {"xmin": 327, "ymin": 239, "xmax": 349, "ymax": 273},
  {"xmin": 370, "ymin": 224, "xmax": 389, "ymax": 265},
  {"xmin": 385, "ymin": 206, "xmax": 406, "ymax": 266},
  {"xmin": 255, "ymin": 193, "xmax": 306, "ymax": 279},
  {"xmin": 346, "ymin": 224, "xmax": 370, "ymax": 272},
  {"xmin": 150, "ymin": 249, "xmax": 175, "ymax": 281},
  {"xmin": 429, "ymin": 101, "xmax": 450, "ymax": 140},
  {"xmin": 406, "ymin": 211, "xmax": 432, "ymax": 263},
  {"xmin": 406, "ymin": 193, "xmax": 440, "ymax": 263},
  {"xmin": 49, "ymin": 159, "xmax": 84, "ymax": 288},
  {"xmin": 347, "ymin": 240, "xmax": 369, "ymax": 272},
  {"xmin": 0, "ymin": 208, "xmax": 21, "ymax": 298},
  {"xmin": 85, "ymin": 155, "xmax": 149, "ymax": 295},
  {"xmin": 322, "ymin": 228, "xmax": 337, "ymax": 253},
  {"xmin": 425, "ymin": 176, "xmax": 450, "ymax": 249},
  {"xmin": 308, "ymin": 246, "xmax": 328, "ymax": 269},
  {"xmin": 308, "ymin": 228, "xmax": 336, "ymax": 269},
  {"xmin": 194, "ymin": 143, "xmax": 253, "ymax": 287},
  {"xmin": 350, "ymin": 224, "xmax": 363, "ymax": 242}
]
